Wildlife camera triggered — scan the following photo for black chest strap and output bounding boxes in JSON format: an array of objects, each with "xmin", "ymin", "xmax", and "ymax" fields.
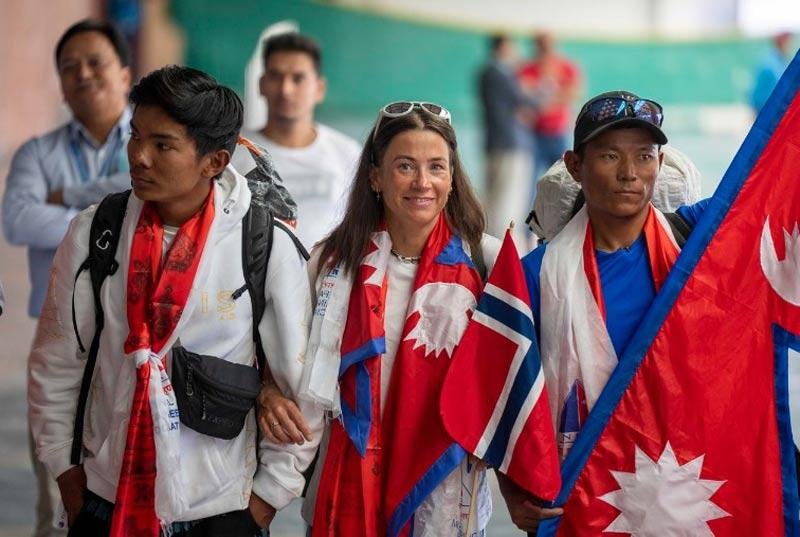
[{"xmin": 70, "ymin": 190, "xmax": 131, "ymax": 465}]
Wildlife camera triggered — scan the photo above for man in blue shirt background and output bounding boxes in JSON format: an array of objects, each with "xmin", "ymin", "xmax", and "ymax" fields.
[
  {"xmin": 1, "ymin": 19, "xmax": 132, "ymax": 537},
  {"xmin": 751, "ymin": 32, "xmax": 794, "ymax": 114}
]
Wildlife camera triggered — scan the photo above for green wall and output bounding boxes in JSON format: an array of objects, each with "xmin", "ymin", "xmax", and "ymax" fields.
[
  {"xmin": 172, "ymin": 0, "xmax": 772, "ymax": 113},
  {"xmin": 171, "ymin": 0, "xmax": 780, "ymax": 192}
]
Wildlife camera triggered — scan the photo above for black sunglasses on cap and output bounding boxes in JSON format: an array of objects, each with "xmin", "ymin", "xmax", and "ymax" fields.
[
  {"xmin": 586, "ymin": 96, "xmax": 662, "ymax": 124},
  {"xmin": 573, "ymin": 91, "xmax": 667, "ymax": 150}
]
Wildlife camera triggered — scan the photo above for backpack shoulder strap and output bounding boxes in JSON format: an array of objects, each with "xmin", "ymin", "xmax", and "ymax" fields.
[
  {"xmin": 570, "ymin": 190, "xmax": 586, "ymax": 218},
  {"xmin": 664, "ymin": 211, "xmax": 693, "ymax": 248},
  {"xmin": 241, "ymin": 203, "xmax": 274, "ymax": 373},
  {"xmin": 241, "ymin": 208, "xmax": 314, "ymax": 487},
  {"xmin": 70, "ymin": 189, "xmax": 131, "ymax": 465},
  {"xmin": 241, "ymin": 206, "xmax": 310, "ymax": 373},
  {"xmin": 274, "ymin": 219, "xmax": 310, "ymax": 261}
]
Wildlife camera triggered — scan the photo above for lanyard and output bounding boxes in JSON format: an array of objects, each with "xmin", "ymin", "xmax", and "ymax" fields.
[{"xmin": 68, "ymin": 127, "xmax": 124, "ymax": 184}]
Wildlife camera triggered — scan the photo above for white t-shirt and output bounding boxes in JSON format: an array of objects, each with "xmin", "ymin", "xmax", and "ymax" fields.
[
  {"xmin": 382, "ymin": 255, "xmax": 493, "ymax": 537},
  {"xmin": 231, "ymin": 124, "xmax": 361, "ymax": 250}
]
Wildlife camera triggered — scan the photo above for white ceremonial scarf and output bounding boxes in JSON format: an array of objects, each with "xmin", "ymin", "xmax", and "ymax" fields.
[{"xmin": 538, "ymin": 206, "xmax": 679, "ymax": 459}]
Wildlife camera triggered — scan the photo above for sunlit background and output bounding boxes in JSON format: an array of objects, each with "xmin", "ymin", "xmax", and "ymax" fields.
[{"xmin": 1, "ymin": 1, "xmax": 798, "ymax": 535}]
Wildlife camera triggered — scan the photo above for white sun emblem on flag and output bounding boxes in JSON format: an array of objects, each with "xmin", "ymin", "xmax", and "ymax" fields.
[
  {"xmin": 404, "ymin": 282, "xmax": 476, "ymax": 358},
  {"xmin": 599, "ymin": 442, "xmax": 730, "ymax": 536}
]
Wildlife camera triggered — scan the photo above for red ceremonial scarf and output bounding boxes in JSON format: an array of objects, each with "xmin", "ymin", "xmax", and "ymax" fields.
[
  {"xmin": 109, "ymin": 188, "xmax": 215, "ymax": 536},
  {"xmin": 312, "ymin": 214, "xmax": 483, "ymax": 537}
]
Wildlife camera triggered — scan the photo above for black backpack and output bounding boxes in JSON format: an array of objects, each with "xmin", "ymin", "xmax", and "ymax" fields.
[{"xmin": 68, "ymin": 190, "xmax": 308, "ymax": 465}]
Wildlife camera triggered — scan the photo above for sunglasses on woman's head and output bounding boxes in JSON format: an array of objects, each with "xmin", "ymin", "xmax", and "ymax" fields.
[{"xmin": 371, "ymin": 101, "xmax": 452, "ymax": 144}]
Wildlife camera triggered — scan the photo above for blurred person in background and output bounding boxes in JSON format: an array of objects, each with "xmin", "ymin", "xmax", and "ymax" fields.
[
  {"xmin": 478, "ymin": 34, "xmax": 540, "ymax": 243},
  {"xmin": 1, "ymin": 18, "xmax": 132, "ymax": 537},
  {"xmin": 518, "ymin": 31, "xmax": 581, "ymax": 192},
  {"xmin": 231, "ymin": 32, "xmax": 361, "ymax": 250},
  {"xmin": 751, "ymin": 31, "xmax": 794, "ymax": 113},
  {"xmin": 260, "ymin": 101, "xmax": 502, "ymax": 536},
  {"xmin": 0, "ymin": 278, "xmax": 4, "ymax": 317}
]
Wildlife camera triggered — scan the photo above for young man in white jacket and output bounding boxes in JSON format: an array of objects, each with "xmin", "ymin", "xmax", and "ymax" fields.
[{"xmin": 28, "ymin": 65, "xmax": 322, "ymax": 536}]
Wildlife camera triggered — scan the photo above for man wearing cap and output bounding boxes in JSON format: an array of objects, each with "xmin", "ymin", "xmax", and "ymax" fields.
[{"xmin": 497, "ymin": 91, "xmax": 708, "ymax": 533}]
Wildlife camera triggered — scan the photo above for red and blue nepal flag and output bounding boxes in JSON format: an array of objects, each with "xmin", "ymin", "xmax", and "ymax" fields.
[
  {"xmin": 441, "ymin": 229, "xmax": 562, "ymax": 502},
  {"xmin": 534, "ymin": 51, "xmax": 800, "ymax": 536}
]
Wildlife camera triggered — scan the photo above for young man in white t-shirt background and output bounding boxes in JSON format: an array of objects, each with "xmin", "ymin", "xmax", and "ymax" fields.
[{"xmin": 232, "ymin": 32, "xmax": 361, "ymax": 249}]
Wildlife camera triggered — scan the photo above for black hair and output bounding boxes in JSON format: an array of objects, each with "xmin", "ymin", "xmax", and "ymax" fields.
[
  {"xmin": 262, "ymin": 32, "xmax": 322, "ymax": 74},
  {"xmin": 55, "ymin": 19, "xmax": 131, "ymax": 67},
  {"xmin": 129, "ymin": 65, "xmax": 243, "ymax": 156},
  {"xmin": 490, "ymin": 34, "xmax": 510, "ymax": 53}
]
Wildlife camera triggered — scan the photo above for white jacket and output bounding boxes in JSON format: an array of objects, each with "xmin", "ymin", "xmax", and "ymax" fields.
[{"xmin": 28, "ymin": 167, "xmax": 323, "ymax": 520}]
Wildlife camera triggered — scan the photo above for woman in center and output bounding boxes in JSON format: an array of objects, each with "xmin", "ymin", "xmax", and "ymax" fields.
[{"xmin": 268, "ymin": 102, "xmax": 501, "ymax": 536}]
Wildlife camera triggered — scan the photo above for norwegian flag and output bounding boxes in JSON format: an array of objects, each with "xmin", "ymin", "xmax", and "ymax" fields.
[
  {"xmin": 538, "ymin": 52, "xmax": 800, "ymax": 536},
  {"xmin": 441, "ymin": 230, "xmax": 561, "ymax": 501}
]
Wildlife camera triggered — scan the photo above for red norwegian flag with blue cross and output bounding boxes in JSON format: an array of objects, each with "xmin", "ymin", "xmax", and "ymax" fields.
[
  {"xmin": 441, "ymin": 229, "xmax": 562, "ymax": 502},
  {"xmin": 532, "ymin": 51, "xmax": 800, "ymax": 536}
]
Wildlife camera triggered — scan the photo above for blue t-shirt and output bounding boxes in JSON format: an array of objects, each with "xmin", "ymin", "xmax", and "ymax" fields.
[{"xmin": 522, "ymin": 200, "xmax": 709, "ymax": 356}]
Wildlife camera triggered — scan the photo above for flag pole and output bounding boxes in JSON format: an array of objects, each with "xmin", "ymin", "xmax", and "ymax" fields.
[{"xmin": 465, "ymin": 458, "xmax": 480, "ymax": 537}]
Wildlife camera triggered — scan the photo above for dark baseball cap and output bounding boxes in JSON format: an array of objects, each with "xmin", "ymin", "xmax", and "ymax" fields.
[{"xmin": 573, "ymin": 90, "xmax": 667, "ymax": 150}]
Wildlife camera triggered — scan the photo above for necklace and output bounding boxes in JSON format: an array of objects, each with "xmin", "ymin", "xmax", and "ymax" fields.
[{"xmin": 390, "ymin": 249, "xmax": 421, "ymax": 263}]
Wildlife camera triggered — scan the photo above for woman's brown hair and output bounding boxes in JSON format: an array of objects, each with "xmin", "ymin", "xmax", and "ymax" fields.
[{"xmin": 319, "ymin": 108, "xmax": 485, "ymax": 275}]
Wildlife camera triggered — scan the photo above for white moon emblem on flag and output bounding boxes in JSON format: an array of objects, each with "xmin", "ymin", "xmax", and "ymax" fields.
[
  {"xmin": 760, "ymin": 217, "xmax": 800, "ymax": 306},
  {"xmin": 403, "ymin": 282, "xmax": 477, "ymax": 358},
  {"xmin": 599, "ymin": 442, "xmax": 729, "ymax": 536}
]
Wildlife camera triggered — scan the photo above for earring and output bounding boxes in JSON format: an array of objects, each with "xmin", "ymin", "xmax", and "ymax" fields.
[{"xmin": 375, "ymin": 190, "xmax": 381, "ymax": 202}]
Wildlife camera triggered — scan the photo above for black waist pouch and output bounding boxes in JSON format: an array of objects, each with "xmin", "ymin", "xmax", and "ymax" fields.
[{"xmin": 170, "ymin": 346, "xmax": 262, "ymax": 440}]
